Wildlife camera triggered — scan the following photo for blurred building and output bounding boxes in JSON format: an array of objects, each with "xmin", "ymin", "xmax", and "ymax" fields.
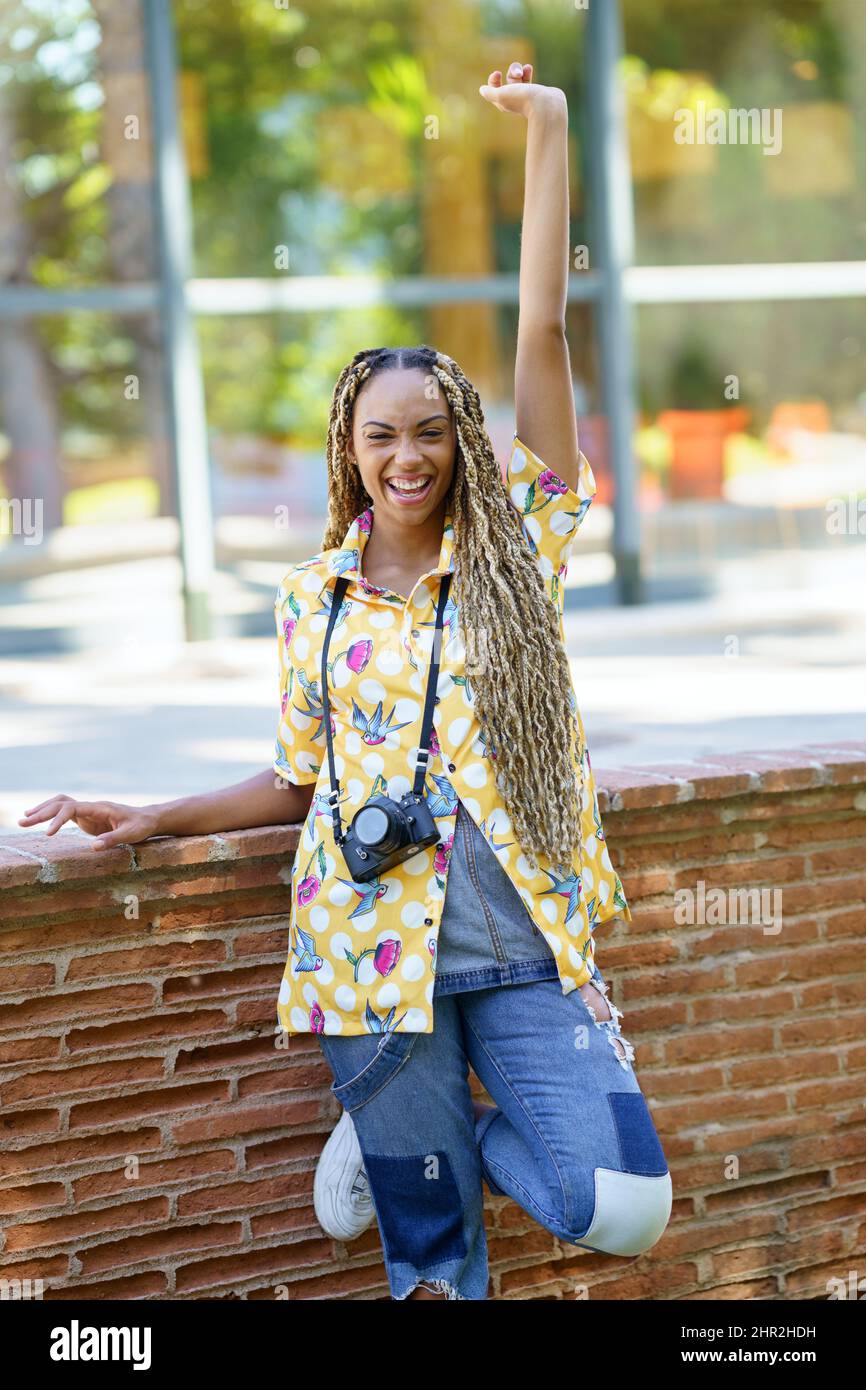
[{"xmin": 0, "ymin": 0, "xmax": 864, "ymax": 643}]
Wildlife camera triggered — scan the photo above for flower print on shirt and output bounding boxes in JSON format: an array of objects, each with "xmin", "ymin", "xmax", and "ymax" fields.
[
  {"xmin": 273, "ymin": 431, "xmax": 629, "ymax": 1036},
  {"xmin": 433, "ymin": 831, "xmax": 454, "ymax": 892},
  {"xmin": 345, "ymin": 937, "xmax": 403, "ymax": 983},
  {"xmin": 297, "ymin": 841, "xmax": 327, "ymax": 906}
]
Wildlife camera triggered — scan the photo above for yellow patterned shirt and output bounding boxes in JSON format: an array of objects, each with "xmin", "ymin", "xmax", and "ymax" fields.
[{"xmin": 273, "ymin": 433, "xmax": 631, "ymax": 1036}]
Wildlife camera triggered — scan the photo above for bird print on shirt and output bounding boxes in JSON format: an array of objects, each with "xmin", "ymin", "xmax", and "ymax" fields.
[
  {"xmin": 291, "ymin": 925, "xmax": 324, "ymax": 973},
  {"xmin": 425, "ymin": 773, "xmax": 460, "ymax": 818},
  {"xmin": 364, "ymin": 1000, "xmax": 408, "ymax": 1034},
  {"xmin": 294, "ymin": 667, "xmax": 328, "ymax": 743},
  {"xmin": 351, "ymin": 698, "xmax": 412, "ymax": 746},
  {"xmin": 537, "ymin": 865, "xmax": 584, "ymax": 926},
  {"xmin": 336, "ymin": 874, "xmax": 390, "ymax": 919},
  {"xmin": 477, "ymin": 818, "xmax": 515, "ymax": 855}
]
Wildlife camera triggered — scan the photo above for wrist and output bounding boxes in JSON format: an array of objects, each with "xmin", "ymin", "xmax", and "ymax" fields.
[
  {"xmin": 527, "ymin": 91, "xmax": 567, "ymax": 125},
  {"xmin": 141, "ymin": 799, "xmax": 177, "ymax": 836}
]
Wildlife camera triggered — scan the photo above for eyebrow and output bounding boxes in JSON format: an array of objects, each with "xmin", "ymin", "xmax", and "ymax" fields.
[{"xmin": 361, "ymin": 415, "xmax": 450, "ymax": 429}]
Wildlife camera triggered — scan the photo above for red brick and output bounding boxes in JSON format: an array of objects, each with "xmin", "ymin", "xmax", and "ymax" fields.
[
  {"xmin": 809, "ymin": 844, "xmax": 866, "ymax": 874},
  {"xmin": 237, "ymin": 1062, "xmax": 329, "ymax": 1099},
  {"xmin": 0, "ymin": 962, "xmax": 55, "ymax": 991},
  {"xmin": 66, "ymin": 1008, "xmax": 231, "ymax": 1053},
  {"xmin": 1, "ymin": 1057, "xmax": 165, "ymax": 1106},
  {"xmin": 173, "ymin": 1033, "xmax": 280, "ymax": 1073},
  {"xmin": 178, "ymin": 1173, "xmax": 309, "ymax": 1217},
  {"xmin": 0, "ymin": 1128, "xmax": 162, "ymax": 1180},
  {"xmin": 0, "ymin": 1182, "xmax": 66, "ymax": 1215},
  {"xmin": 79, "ymin": 1220, "xmax": 243, "ymax": 1275},
  {"xmin": 74, "ymin": 1149, "xmax": 236, "ymax": 1203},
  {"xmin": 4, "ymin": 1196, "xmax": 168, "ymax": 1252},
  {"xmin": 69, "ymin": 1080, "xmax": 229, "ymax": 1130},
  {"xmin": 173, "ymin": 1097, "xmax": 321, "ymax": 1144},
  {"xmin": 0, "ymin": 1035, "xmax": 60, "ymax": 1065},
  {"xmin": 162, "ymin": 963, "xmax": 279, "ymax": 1004},
  {"xmin": 0, "ymin": 983, "xmax": 155, "ymax": 1032},
  {"xmin": 43, "ymin": 1271, "xmax": 168, "ymax": 1300},
  {"xmin": 174, "ymin": 1237, "xmax": 334, "ymax": 1293},
  {"xmin": 65, "ymin": 938, "xmax": 226, "ymax": 981}
]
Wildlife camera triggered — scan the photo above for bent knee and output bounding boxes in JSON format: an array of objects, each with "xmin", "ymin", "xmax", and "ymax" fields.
[{"xmin": 569, "ymin": 1168, "xmax": 672, "ymax": 1255}]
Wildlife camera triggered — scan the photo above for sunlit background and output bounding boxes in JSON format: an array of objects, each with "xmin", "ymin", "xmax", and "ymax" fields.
[{"xmin": 1, "ymin": 0, "xmax": 864, "ymax": 821}]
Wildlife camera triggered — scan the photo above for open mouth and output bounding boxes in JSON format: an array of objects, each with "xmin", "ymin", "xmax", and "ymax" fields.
[{"xmin": 384, "ymin": 476, "xmax": 434, "ymax": 503}]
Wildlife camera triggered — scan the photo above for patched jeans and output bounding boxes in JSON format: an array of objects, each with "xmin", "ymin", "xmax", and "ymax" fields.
[{"xmin": 316, "ymin": 799, "xmax": 672, "ymax": 1300}]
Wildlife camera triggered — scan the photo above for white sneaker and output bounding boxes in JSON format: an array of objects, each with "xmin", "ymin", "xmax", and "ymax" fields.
[{"xmin": 314, "ymin": 1108, "xmax": 376, "ymax": 1241}]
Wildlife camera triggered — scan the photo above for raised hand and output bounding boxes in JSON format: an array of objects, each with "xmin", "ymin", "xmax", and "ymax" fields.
[{"xmin": 478, "ymin": 61, "xmax": 567, "ymax": 120}]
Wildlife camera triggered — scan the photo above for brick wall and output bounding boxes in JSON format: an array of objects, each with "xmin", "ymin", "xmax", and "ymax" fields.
[{"xmin": 1, "ymin": 740, "xmax": 864, "ymax": 1301}]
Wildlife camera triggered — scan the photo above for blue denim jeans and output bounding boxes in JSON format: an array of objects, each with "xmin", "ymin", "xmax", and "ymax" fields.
[
  {"xmin": 431, "ymin": 797, "xmax": 564, "ymax": 993},
  {"xmin": 317, "ymin": 799, "xmax": 672, "ymax": 1300}
]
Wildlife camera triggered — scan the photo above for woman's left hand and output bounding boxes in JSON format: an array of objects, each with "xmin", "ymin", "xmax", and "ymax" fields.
[{"xmin": 478, "ymin": 62, "xmax": 567, "ymax": 120}]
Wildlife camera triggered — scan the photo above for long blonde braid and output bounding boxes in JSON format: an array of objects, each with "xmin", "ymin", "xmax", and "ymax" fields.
[{"xmin": 321, "ymin": 345, "xmax": 585, "ymax": 877}]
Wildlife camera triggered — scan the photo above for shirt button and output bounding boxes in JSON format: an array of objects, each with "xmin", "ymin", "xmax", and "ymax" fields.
[
  {"xmin": 411, "ymin": 628, "xmax": 420, "ymax": 637},
  {"xmin": 434, "ymin": 696, "xmax": 441, "ymax": 704},
  {"xmin": 448, "ymin": 762, "xmax": 456, "ymax": 772},
  {"xmin": 424, "ymin": 917, "xmax": 433, "ymax": 926}
]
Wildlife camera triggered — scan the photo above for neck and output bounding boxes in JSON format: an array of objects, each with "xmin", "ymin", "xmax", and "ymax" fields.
[{"xmin": 362, "ymin": 498, "xmax": 447, "ymax": 574}]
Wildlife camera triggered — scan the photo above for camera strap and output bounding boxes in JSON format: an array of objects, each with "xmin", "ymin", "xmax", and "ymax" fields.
[{"xmin": 320, "ymin": 568, "xmax": 452, "ymax": 847}]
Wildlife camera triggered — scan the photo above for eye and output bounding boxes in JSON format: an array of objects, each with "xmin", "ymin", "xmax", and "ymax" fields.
[{"xmin": 364, "ymin": 430, "xmax": 443, "ymax": 441}]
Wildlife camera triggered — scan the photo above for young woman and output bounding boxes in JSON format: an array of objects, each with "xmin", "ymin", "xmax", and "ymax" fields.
[{"xmin": 19, "ymin": 64, "xmax": 671, "ymax": 1302}]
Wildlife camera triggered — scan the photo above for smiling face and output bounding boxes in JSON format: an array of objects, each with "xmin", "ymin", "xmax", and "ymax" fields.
[{"xmin": 347, "ymin": 368, "xmax": 456, "ymax": 525}]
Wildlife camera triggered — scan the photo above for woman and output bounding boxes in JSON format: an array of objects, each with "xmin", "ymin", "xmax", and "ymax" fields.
[{"xmin": 19, "ymin": 64, "xmax": 671, "ymax": 1302}]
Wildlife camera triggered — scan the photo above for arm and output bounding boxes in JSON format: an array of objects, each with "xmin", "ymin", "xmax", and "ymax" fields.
[
  {"xmin": 18, "ymin": 769, "xmax": 315, "ymax": 850},
  {"xmin": 20, "ymin": 570, "xmax": 323, "ymax": 850},
  {"xmin": 148, "ymin": 769, "xmax": 315, "ymax": 837},
  {"xmin": 479, "ymin": 62, "xmax": 581, "ymax": 490}
]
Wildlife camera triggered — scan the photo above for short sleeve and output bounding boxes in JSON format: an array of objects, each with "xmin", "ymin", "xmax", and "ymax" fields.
[
  {"xmin": 273, "ymin": 572, "xmax": 325, "ymax": 786},
  {"xmin": 506, "ymin": 432, "xmax": 596, "ymax": 615}
]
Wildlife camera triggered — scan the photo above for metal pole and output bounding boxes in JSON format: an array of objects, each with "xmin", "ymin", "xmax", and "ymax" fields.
[
  {"xmin": 585, "ymin": 0, "xmax": 643, "ymax": 604},
  {"xmin": 143, "ymin": 0, "xmax": 214, "ymax": 640}
]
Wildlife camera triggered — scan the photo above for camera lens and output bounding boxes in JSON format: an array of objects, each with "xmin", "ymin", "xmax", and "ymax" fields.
[{"xmin": 353, "ymin": 804, "xmax": 395, "ymax": 849}]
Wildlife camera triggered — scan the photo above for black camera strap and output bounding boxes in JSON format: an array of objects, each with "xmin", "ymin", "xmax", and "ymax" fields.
[{"xmin": 320, "ymin": 569, "xmax": 452, "ymax": 847}]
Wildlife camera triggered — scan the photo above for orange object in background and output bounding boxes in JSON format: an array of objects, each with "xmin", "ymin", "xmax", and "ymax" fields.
[
  {"xmin": 770, "ymin": 401, "xmax": 830, "ymax": 433},
  {"xmin": 576, "ymin": 414, "xmax": 613, "ymax": 505},
  {"xmin": 767, "ymin": 400, "xmax": 831, "ymax": 456},
  {"xmin": 657, "ymin": 408, "xmax": 751, "ymax": 500}
]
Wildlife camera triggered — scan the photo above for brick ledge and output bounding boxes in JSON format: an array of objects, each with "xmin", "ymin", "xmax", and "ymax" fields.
[{"xmin": 1, "ymin": 741, "xmax": 864, "ymax": 891}]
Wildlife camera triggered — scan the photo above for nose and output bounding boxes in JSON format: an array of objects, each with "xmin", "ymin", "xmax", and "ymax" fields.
[{"xmin": 392, "ymin": 437, "xmax": 425, "ymax": 467}]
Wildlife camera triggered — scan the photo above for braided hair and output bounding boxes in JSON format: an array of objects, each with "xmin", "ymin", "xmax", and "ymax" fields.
[{"xmin": 322, "ymin": 344, "xmax": 585, "ymax": 876}]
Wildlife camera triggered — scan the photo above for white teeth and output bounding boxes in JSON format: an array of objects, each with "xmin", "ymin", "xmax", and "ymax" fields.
[{"xmin": 387, "ymin": 478, "xmax": 430, "ymax": 493}]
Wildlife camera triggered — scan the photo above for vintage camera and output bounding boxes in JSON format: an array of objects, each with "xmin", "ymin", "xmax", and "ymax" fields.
[{"xmin": 338, "ymin": 787, "xmax": 442, "ymax": 883}]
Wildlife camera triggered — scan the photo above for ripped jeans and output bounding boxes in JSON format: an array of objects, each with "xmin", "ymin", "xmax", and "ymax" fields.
[{"xmin": 316, "ymin": 800, "xmax": 672, "ymax": 1300}]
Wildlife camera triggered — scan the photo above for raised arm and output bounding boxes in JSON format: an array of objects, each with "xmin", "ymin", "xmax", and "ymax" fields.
[{"xmin": 479, "ymin": 62, "xmax": 581, "ymax": 490}]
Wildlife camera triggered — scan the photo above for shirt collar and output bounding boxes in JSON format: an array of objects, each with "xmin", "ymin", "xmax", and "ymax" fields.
[{"xmin": 317, "ymin": 501, "xmax": 455, "ymax": 602}]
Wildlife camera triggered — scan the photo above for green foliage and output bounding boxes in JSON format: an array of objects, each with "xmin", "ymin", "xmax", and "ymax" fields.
[
  {"xmin": 668, "ymin": 339, "xmax": 724, "ymax": 412},
  {"xmin": 2, "ymin": 0, "xmax": 864, "ymax": 463}
]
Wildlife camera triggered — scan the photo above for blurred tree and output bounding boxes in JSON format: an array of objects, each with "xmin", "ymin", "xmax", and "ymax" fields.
[{"xmin": 90, "ymin": 0, "xmax": 174, "ymax": 516}]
